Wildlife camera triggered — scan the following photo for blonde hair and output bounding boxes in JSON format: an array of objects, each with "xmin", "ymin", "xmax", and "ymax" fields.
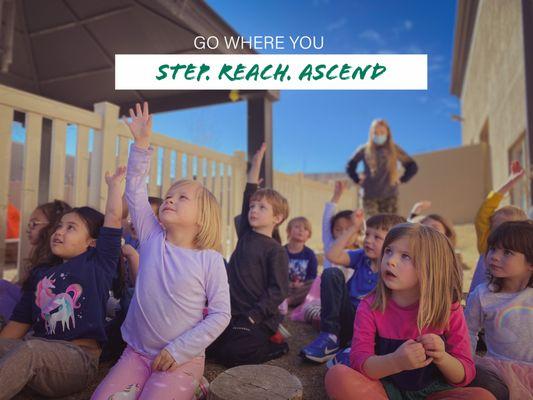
[
  {"xmin": 490, "ymin": 205, "xmax": 527, "ymax": 229},
  {"xmin": 287, "ymin": 216, "xmax": 313, "ymax": 238},
  {"xmin": 365, "ymin": 119, "xmax": 398, "ymax": 185},
  {"xmin": 372, "ymin": 223, "xmax": 462, "ymax": 331},
  {"xmin": 167, "ymin": 179, "xmax": 222, "ymax": 253}
]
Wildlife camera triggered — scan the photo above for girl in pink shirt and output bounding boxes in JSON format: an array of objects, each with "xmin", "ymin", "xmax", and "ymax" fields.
[{"xmin": 325, "ymin": 223, "xmax": 495, "ymax": 400}]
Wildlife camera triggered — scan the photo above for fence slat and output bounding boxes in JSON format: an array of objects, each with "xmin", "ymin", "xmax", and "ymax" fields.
[
  {"xmin": 48, "ymin": 119, "xmax": 67, "ymax": 201},
  {"xmin": 0, "ymin": 105, "xmax": 14, "ymax": 278},
  {"xmin": 17, "ymin": 112, "xmax": 43, "ymax": 277},
  {"xmin": 161, "ymin": 147, "xmax": 172, "ymax": 195},
  {"xmin": 186, "ymin": 154, "xmax": 193, "ymax": 180},
  {"xmin": 175, "ymin": 151, "xmax": 183, "ymax": 181},
  {"xmin": 118, "ymin": 136, "xmax": 129, "ymax": 167},
  {"xmin": 74, "ymin": 126, "xmax": 90, "ymax": 206},
  {"xmin": 214, "ymin": 161, "xmax": 222, "ymax": 202}
]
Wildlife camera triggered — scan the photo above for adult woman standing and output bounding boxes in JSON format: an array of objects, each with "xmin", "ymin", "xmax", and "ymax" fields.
[{"xmin": 346, "ymin": 119, "xmax": 418, "ymax": 216}]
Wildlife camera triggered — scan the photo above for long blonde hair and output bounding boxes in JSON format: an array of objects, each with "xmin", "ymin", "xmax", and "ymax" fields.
[
  {"xmin": 372, "ymin": 223, "xmax": 463, "ymax": 331},
  {"xmin": 364, "ymin": 119, "xmax": 398, "ymax": 185},
  {"xmin": 166, "ymin": 179, "xmax": 222, "ymax": 253}
]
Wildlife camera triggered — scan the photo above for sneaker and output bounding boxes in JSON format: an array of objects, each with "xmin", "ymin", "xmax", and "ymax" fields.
[
  {"xmin": 326, "ymin": 346, "xmax": 351, "ymax": 369},
  {"xmin": 300, "ymin": 332, "xmax": 339, "ymax": 363}
]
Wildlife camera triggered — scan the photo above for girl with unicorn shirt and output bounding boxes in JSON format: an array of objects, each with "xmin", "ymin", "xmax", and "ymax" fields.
[{"xmin": 0, "ymin": 167, "xmax": 125, "ymax": 399}]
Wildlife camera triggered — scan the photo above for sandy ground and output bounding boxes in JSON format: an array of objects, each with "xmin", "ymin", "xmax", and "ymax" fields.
[{"xmin": 7, "ymin": 224, "xmax": 479, "ymax": 400}]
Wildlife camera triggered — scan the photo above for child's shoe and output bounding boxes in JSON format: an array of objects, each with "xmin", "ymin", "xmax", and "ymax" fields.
[
  {"xmin": 269, "ymin": 323, "xmax": 291, "ymax": 344},
  {"xmin": 326, "ymin": 346, "xmax": 351, "ymax": 369},
  {"xmin": 300, "ymin": 332, "xmax": 339, "ymax": 363}
]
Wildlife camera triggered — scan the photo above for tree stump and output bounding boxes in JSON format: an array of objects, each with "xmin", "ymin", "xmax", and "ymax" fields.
[{"xmin": 208, "ymin": 365, "xmax": 303, "ymax": 400}]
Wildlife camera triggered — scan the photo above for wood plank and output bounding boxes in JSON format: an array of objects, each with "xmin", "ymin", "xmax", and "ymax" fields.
[
  {"xmin": 117, "ymin": 136, "xmax": 130, "ymax": 167},
  {"xmin": 48, "ymin": 119, "xmax": 67, "ymax": 201},
  {"xmin": 149, "ymin": 146, "xmax": 159, "ymax": 196},
  {"xmin": 74, "ymin": 126, "xmax": 90, "ymax": 206},
  {"xmin": 17, "ymin": 112, "xmax": 43, "ymax": 278},
  {"xmin": 161, "ymin": 147, "xmax": 172, "ymax": 195},
  {"xmin": 0, "ymin": 105, "xmax": 14, "ymax": 278}
]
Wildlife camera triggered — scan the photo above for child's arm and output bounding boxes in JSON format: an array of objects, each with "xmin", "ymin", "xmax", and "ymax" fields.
[
  {"xmin": 475, "ymin": 161, "xmax": 524, "ymax": 253},
  {"xmin": 396, "ymin": 145, "xmax": 418, "ymax": 183},
  {"xmin": 122, "ymin": 244, "xmax": 140, "ymax": 283},
  {"xmin": 124, "ymin": 102, "xmax": 162, "ymax": 243},
  {"xmin": 247, "ymin": 247, "xmax": 289, "ymax": 325},
  {"xmin": 326, "ymin": 209, "xmax": 364, "ymax": 266},
  {"xmin": 0, "ymin": 321, "xmax": 30, "ymax": 339},
  {"xmin": 154, "ymin": 254, "xmax": 231, "ymax": 370},
  {"xmin": 236, "ymin": 143, "xmax": 266, "ymax": 237},
  {"xmin": 104, "ymin": 166, "xmax": 126, "ymax": 229},
  {"xmin": 345, "ymin": 147, "xmax": 365, "ymax": 184},
  {"xmin": 464, "ymin": 286, "xmax": 483, "ymax": 354},
  {"xmin": 420, "ymin": 305, "xmax": 476, "ymax": 386}
]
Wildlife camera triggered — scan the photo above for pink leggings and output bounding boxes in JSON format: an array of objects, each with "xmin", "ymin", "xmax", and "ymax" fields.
[
  {"xmin": 91, "ymin": 345, "xmax": 204, "ymax": 400},
  {"xmin": 325, "ymin": 365, "xmax": 497, "ymax": 400}
]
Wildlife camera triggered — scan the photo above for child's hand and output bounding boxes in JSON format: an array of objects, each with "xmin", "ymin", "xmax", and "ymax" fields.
[
  {"xmin": 121, "ymin": 244, "xmax": 138, "ymax": 259},
  {"xmin": 393, "ymin": 339, "xmax": 433, "ymax": 371},
  {"xmin": 248, "ymin": 142, "xmax": 266, "ymax": 183},
  {"xmin": 410, "ymin": 200, "xmax": 431, "ymax": 216},
  {"xmin": 417, "ymin": 334, "xmax": 446, "ymax": 364},
  {"xmin": 331, "ymin": 180, "xmax": 347, "ymax": 203},
  {"xmin": 497, "ymin": 160, "xmax": 525, "ymax": 195},
  {"xmin": 351, "ymin": 209, "xmax": 365, "ymax": 227},
  {"xmin": 105, "ymin": 166, "xmax": 126, "ymax": 188},
  {"xmin": 152, "ymin": 349, "xmax": 178, "ymax": 372},
  {"xmin": 123, "ymin": 102, "xmax": 152, "ymax": 149}
]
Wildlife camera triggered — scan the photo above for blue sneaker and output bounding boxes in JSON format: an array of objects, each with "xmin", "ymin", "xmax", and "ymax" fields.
[
  {"xmin": 326, "ymin": 346, "xmax": 351, "ymax": 369},
  {"xmin": 300, "ymin": 332, "xmax": 339, "ymax": 363}
]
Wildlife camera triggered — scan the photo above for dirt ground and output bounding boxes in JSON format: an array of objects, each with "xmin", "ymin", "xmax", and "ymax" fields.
[{"xmin": 9, "ymin": 224, "xmax": 479, "ymax": 400}]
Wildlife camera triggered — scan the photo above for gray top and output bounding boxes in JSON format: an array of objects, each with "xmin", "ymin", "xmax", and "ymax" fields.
[{"xmin": 465, "ymin": 283, "xmax": 533, "ymax": 363}]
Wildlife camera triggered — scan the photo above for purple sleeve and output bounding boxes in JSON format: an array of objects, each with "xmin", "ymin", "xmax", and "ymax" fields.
[
  {"xmin": 350, "ymin": 297, "xmax": 378, "ymax": 377},
  {"xmin": 444, "ymin": 305, "xmax": 476, "ymax": 386},
  {"xmin": 165, "ymin": 252, "xmax": 231, "ymax": 364},
  {"xmin": 125, "ymin": 145, "xmax": 163, "ymax": 244}
]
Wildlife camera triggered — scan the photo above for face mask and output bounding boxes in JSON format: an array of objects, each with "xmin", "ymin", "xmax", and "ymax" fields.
[{"xmin": 373, "ymin": 134, "xmax": 387, "ymax": 145}]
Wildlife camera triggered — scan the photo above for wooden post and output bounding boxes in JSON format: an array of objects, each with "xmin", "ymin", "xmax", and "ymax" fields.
[
  {"xmin": 0, "ymin": 104, "xmax": 13, "ymax": 278},
  {"xmin": 74, "ymin": 126, "xmax": 90, "ymax": 206},
  {"xmin": 247, "ymin": 93, "xmax": 277, "ymax": 188},
  {"xmin": 93, "ymin": 102, "xmax": 119, "ymax": 211},
  {"xmin": 161, "ymin": 147, "xmax": 172, "ymax": 195},
  {"xmin": 17, "ymin": 112, "xmax": 43, "ymax": 278},
  {"xmin": 48, "ymin": 118, "xmax": 67, "ymax": 201},
  {"xmin": 148, "ymin": 146, "xmax": 159, "ymax": 196}
]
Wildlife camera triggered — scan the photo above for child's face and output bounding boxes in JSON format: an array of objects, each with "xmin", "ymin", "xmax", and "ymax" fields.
[
  {"xmin": 363, "ymin": 226, "xmax": 388, "ymax": 260},
  {"xmin": 332, "ymin": 217, "xmax": 352, "ymax": 240},
  {"xmin": 51, "ymin": 213, "xmax": 95, "ymax": 260},
  {"xmin": 422, "ymin": 218, "xmax": 446, "ymax": 236},
  {"xmin": 487, "ymin": 246, "xmax": 533, "ymax": 283},
  {"xmin": 27, "ymin": 208, "xmax": 49, "ymax": 246},
  {"xmin": 160, "ymin": 183, "xmax": 199, "ymax": 229},
  {"xmin": 248, "ymin": 197, "xmax": 281, "ymax": 232},
  {"xmin": 381, "ymin": 236, "xmax": 418, "ymax": 292},
  {"xmin": 288, "ymin": 221, "xmax": 310, "ymax": 243}
]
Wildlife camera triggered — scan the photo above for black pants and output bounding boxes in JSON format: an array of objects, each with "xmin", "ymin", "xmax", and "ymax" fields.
[
  {"xmin": 206, "ymin": 317, "xmax": 288, "ymax": 367},
  {"xmin": 320, "ymin": 268, "xmax": 356, "ymax": 347},
  {"xmin": 468, "ymin": 364, "xmax": 509, "ymax": 400}
]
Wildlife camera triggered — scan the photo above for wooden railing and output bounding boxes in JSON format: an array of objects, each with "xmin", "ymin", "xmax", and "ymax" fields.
[{"xmin": 0, "ymin": 83, "xmax": 358, "ymax": 276}]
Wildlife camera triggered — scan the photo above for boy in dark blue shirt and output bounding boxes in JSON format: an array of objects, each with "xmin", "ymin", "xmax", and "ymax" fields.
[{"xmin": 300, "ymin": 212, "xmax": 406, "ymax": 363}]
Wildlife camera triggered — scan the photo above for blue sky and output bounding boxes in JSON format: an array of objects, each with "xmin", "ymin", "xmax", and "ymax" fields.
[{"xmin": 12, "ymin": 1, "xmax": 460, "ymax": 175}]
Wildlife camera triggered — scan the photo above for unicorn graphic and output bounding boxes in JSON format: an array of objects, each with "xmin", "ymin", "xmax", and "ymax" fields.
[
  {"xmin": 35, "ymin": 274, "xmax": 82, "ymax": 335},
  {"xmin": 107, "ymin": 384, "xmax": 141, "ymax": 400}
]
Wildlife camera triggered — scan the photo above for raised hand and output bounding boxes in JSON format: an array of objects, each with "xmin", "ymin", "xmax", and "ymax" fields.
[
  {"xmin": 497, "ymin": 160, "xmax": 525, "ymax": 195},
  {"xmin": 393, "ymin": 339, "xmax": 433, "ymax": 371},
  {"xmin": 248, "ymin": 142, "xmax": 266, "ymax": 184},
  {"xmin": 410, "ymin": 200, "xmax": 431, "ymax": 217},
  {"xmin": 331, "ymin": 180, "xmax": 347, "ymax": 203},
  {"xmin": 105, "ymin": 166, "xmax": 126, "ymax": 188},
  {"xmin": 123, "ymin": 102, "xmax": 152, "ymax": 149}
]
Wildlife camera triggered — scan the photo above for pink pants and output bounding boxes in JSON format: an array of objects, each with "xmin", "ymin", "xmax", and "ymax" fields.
[
  {"xmin": 325, "ymin": 365, "xmax": 497, "ymax": 400},
  {"xmin": 91, "ymin": 345, "xmax": 204, "ymax": 400}
]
